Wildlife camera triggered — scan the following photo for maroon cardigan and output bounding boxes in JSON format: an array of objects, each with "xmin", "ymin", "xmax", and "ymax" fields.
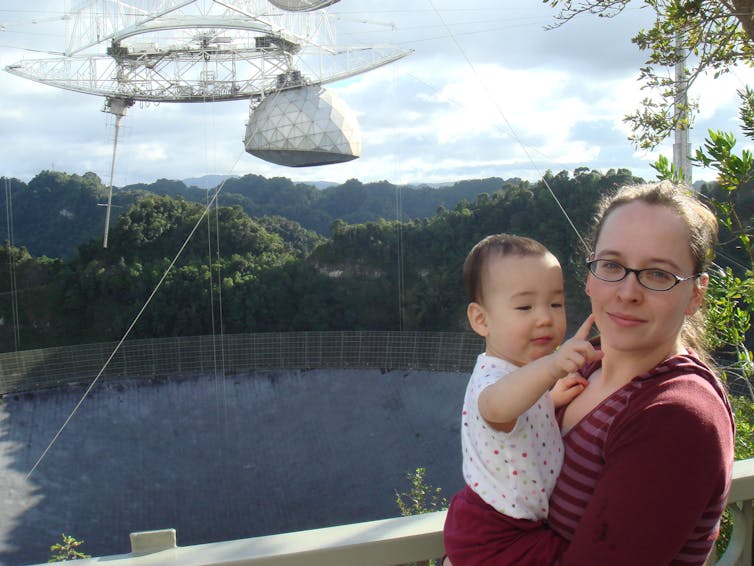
[{"xmin": 549, "ymin": 352, "xmax": 734, "ymax": 565}]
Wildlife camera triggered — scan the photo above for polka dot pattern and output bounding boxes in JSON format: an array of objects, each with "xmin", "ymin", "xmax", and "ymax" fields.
[{"xmin": 461, "ymin": 353, "xmax": 564, "ymax": 520}]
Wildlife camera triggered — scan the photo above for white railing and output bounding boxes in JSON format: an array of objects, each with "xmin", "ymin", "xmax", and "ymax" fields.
[
  {"xmin": 34, "ymin": 458, "xmax": 754, "ymax": 566},
  {"xmin": 711, "ymin": 457, "xmax": 754, "ymax": 566}
]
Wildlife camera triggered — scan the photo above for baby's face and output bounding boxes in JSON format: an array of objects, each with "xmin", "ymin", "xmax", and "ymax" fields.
[{"xmin": 478, "ymin": 253, "xmax": 566, "ymax": 366}]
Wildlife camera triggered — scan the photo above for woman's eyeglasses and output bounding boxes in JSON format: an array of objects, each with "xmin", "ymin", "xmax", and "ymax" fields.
[{"xmin": 586, "ymin": 259, "xmax": 701, "ymax": 292}]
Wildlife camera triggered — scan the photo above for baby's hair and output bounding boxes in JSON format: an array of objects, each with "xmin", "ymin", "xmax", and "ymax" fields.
[{"xmin": 464, "ymin": 234, "xmax": 549, "ymax": 304}]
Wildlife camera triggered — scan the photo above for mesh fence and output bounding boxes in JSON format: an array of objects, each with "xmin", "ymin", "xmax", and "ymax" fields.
[{"xmin": 0, "ymin": 331, "xmax": 484, "ymax": 395}]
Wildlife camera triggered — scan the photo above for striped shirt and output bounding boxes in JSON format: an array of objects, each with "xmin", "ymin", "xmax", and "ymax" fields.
[{"xmin": 548, "ymin": 352, "xmax": 734, "ymax": 565}]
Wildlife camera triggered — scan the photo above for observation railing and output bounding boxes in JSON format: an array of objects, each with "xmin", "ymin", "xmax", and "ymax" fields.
[{"xmin": 28, "ymin": 458, "xmax": 754, "ymax": 566}]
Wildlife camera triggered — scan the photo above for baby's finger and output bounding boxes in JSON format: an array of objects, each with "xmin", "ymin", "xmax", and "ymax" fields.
[
  {"xmin": 561, "ymin": 373, "xmax": 589, "ymax": 388},
  {"xmin": 574, "ymin": 313, "xmax": 596, "ymax": 341}
]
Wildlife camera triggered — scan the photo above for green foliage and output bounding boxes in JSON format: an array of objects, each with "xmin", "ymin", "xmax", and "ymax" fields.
[
  {"xmin": 0, "ymin": 173, "xmax": 518, "ymax": 261},
  {"xmin": 705, "ymin": 267, "xmax": 752, "ymax": 356},
  {"xmin": 311, "ymin": 169, "xmax": 642, "ymax": 334},
  {"xmin": 649, "ymin": 154, "xmax": 686, "ymax": 184},
  {"xmin": 0, "ymin": 171, "xmax": 147, "ymax": 259},
  {"xmin": 0, "ymin": 168, "xmax": 650, "ymax": 350},
  {"xmin": 738, "ymin": 86, "xmax": 754, "ymax": 140},
  {"xmin": 395, "ymin": 468, "xmax": 449, "ymax": 566},
  {"xmin": 255, "ymin": 215, "xmax": 324, "ymax": 258},
  {"xmin": 695, "ymin": 130, "xmax": 754, "ymax": 194},
  {"xmin": 395, "ymin": 467, "xmax": 448, "ymax": 517},
  {"xmin": 48, "ymin": 533, "xmax": 90, "ymax": 562},
  {"xmin": 732, "ymin": 394, "xmax": 754, "ymax": 461}
]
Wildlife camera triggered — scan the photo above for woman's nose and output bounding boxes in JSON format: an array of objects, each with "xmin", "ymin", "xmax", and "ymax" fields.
[{"xmin": 616, "ymin": 270, "xmax": 643, "ymax": 301}]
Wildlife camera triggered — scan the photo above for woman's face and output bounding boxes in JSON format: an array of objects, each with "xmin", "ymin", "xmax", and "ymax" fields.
[{"xmin": 586, "ymin": 201, "xmax": 707, "ymax": 361}]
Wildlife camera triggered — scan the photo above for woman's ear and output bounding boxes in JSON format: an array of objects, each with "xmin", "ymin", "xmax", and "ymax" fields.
[
  {"xmin": 685, "ymin": 272, "xmax": 709, "ymax": 316},
  {"xmin": 467, "ymin": 302, "xmax": 489, "ymax": 337}
]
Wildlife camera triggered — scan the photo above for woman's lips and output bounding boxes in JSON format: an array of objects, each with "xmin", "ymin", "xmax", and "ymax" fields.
[{"xmin": 607, "ymin": 311, "xmax": 645, "ymax": 327}]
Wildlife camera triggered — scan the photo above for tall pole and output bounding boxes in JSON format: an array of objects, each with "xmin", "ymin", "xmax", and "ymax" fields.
[
  {"xmin": 673, "ymin": 32, "xmax": 692, "ymax": 183},
  {"xmin": 102, "ymin": 97, "xmax": 133, "ymax": 248}
]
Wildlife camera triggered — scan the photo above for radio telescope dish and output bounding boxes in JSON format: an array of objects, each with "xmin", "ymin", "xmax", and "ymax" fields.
[{"xmin": 245, "ymin": 84, "xmax": 360, "ymax": 167}]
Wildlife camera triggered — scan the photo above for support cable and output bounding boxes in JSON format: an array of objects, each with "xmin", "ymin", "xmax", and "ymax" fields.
[
  {"xmin": 24, "ymin": 152, "xmax": 244, "ymax": 481},
  {"xmin": 427, "ymin": 0, "xmax": 590, "ymax": 253},
  {"xmin": 395, "ymin": 183, "xmax": 405, "ymax": 331},
  {"xmin": 4, "ymin": 178, "xmax": 20, "ymax": 350},
  {"xmin": 212, "ymin": 185, "xmax": 228, "ymax": 390}
]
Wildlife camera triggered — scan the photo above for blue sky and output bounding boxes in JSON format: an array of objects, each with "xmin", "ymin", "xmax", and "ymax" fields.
[{"xmin": 1, "ymin": 0, "xmax": 751, "ymax": 187}]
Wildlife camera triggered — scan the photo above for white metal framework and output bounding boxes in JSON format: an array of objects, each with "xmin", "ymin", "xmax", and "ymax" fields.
[{"xmin": 5, "ymin": 0, "xmax": 411, "ymax": 103}]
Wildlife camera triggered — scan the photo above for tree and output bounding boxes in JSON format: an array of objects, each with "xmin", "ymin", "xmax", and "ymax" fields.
[
  {"xmin": 545, "ymin": 0, "xmax": 754, "ymax": 148},
  {"xmin": 395, "ymin": 467, "xmax": 448, "ymax": 566},
  {"xmin": 48, "ymin": 533, "xmax": 90, "ymax": 562}
]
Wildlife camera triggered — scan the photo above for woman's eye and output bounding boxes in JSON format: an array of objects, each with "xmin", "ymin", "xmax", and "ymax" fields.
[{"xmin": 647, "ymin": 270, "xmax": 674, "ymax": 283}]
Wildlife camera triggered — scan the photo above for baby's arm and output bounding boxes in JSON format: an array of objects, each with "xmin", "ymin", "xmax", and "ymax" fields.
[{"xmin": 478, "ymin": 315, "xmax": 600, "ymax": 431}]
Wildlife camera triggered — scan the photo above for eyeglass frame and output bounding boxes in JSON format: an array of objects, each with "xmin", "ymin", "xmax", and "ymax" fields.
[{"xmin": 585, "ymin": 257, "xmax": 703, "ymax": 292}]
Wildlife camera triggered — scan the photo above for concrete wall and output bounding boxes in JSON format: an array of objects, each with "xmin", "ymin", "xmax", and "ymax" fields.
[{"xmin": 0, "ymin": 368, "xmax": 468, "ymax": 565}]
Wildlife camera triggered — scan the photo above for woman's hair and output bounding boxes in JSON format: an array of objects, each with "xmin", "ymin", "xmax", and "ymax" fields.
[
  {"xmin": 463, "ymin": 234, "xmax": 549, "ymax": 304},
  {"xmin": 591, "ymin": 181, "xmax": 719, "ymax": 362}
]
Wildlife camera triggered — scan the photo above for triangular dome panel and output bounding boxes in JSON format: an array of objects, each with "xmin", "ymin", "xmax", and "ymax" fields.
[{"xmin": 245, "ymin": 85, "xmax": 361, "ymax": 167}]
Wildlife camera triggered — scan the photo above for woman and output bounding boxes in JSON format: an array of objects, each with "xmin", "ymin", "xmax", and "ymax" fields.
[{"xmin": 444, "ymin": 182, "xmax": 735, "ymax": 565}]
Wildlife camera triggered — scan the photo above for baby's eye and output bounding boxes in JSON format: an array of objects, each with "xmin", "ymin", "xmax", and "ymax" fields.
[
  {"xmin": 551, "ymin": 303, "xmax": 563, "ymax": 309},
  {"xmin": 515, "ymin": 306, "xmax": 532, "ymax": 311}
]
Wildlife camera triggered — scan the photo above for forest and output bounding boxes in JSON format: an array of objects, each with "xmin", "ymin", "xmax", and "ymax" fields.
[{"xmin": 0, "ymin": 167, "xmax": 749, "ymax": 355}]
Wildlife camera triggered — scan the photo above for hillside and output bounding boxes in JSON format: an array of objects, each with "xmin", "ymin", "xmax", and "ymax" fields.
[
  {"xmin": 0, "ymin": 167, "xmax": 651, "ymax": 352},
  {"xmin": 0, "ymin": 171, "xmax": 520, "ymax": 260}
]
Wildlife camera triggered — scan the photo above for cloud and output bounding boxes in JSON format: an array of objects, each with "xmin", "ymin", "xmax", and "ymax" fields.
[{"xmin": 0, "ymin": 0, "xmax": 749, "ymax": 187}]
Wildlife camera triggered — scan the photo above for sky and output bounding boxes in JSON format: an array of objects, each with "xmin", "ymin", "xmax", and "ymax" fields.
[{"xmin": 1, "ymin": 0, "xmax": 752, "ymax": 188}]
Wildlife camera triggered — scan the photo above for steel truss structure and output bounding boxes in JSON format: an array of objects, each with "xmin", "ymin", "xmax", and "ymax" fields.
[{"xmin": 6, "ymin": 0, "xmax": 411, "ymax": 102}]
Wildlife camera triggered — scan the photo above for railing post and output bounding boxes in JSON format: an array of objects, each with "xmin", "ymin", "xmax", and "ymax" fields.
[
  {"xmin": 129, "ymin": 528, "xmax": 176, "ymax": 554},
  {"xmin": 741, "ymin": 499, "xmax": 754, "ymax": 564},
  {"xmin": 715, "ymin": 458, "xmax": 754, "ymax": 566}
]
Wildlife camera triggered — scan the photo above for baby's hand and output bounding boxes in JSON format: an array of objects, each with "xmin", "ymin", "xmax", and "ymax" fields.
[
  {"xmin": 551, "ymin": 373, "xmax": 589, "ymax": 408},
  {"xmin": 551, "ymin": 314, "xmax": 603, "ymax": 380}
]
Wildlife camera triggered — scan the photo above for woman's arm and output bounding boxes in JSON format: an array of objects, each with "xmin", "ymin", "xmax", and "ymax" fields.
[{"xmin": 559, "ymin": 381, "xmax": 733, "ymax": 566}]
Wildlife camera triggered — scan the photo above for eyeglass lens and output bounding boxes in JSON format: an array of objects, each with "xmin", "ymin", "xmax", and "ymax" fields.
[{"xmin": 589, "ymin": 260, "xmax": 678, "ymax": 291}]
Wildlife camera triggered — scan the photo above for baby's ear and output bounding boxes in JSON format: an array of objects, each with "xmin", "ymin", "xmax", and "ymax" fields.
[{"xmin": 467, "ymin": 302, "xmax": 489, "ymax": 337}]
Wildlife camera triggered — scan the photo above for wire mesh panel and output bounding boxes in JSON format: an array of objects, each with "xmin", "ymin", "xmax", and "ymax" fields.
[{"xmin": 0, "ymin": 332, "xmax": 484, "ymax": 394}]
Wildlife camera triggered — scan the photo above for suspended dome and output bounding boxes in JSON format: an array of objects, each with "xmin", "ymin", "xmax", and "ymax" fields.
[
  {"xmin": 267, "ymin": 0, "xmax": 340, "ymax": 11},
  {"xmin": 244, "ymin": 85, "xmax": 361, "ymax": 167}
]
